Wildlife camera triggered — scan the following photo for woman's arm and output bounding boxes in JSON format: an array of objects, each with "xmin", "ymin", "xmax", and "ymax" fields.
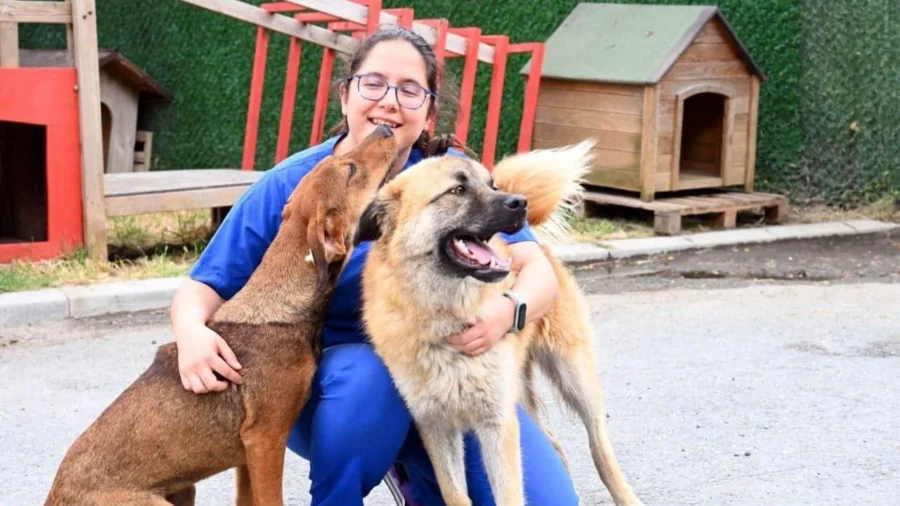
[
  {"xmin": 170, "ymin": 278, "xmax": 244, "ymax": 394},
  {"xmin": 446, "ymin": 241, "xmax": 558, "ymax": 356}
]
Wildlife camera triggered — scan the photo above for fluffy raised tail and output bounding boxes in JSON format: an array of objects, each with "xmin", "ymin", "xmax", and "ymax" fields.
[{"xmin": 490, "ymin": 139, "xmax": 595, "ymax": 245}]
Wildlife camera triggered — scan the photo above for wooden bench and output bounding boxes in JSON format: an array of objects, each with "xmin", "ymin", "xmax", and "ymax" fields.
[{"xmin": 104, "ymin": 169, "xmax": 262, "ymax": 217}]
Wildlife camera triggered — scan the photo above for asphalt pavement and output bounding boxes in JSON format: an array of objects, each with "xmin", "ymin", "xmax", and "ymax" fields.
[{"xmin": 1, "ymin": 235, "xmax": 898, "ymax": 505}]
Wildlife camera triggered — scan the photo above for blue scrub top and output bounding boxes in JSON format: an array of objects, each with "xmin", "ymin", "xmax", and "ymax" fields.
[{"xmin": 189, "ymin": 135, "xmax": 537, "ymax": 348}]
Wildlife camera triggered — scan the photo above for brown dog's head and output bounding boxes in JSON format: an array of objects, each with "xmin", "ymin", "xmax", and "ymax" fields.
[
  {"xmin": 282, "ymin": 124, "xmax": 398, "ymax": 290},
  {"xmin": 354, "ymin": 155, "xmax": 527, "ymax": 284}
]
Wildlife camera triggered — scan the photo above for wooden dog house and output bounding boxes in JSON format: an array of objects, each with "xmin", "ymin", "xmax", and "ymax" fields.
[
  {"xmin": 521, "ymin": 3, "xmax": 765, "ymax": 201},
  {"xmin": 19, "ymin": 49, "xmax": 171, "ymax": 174}
]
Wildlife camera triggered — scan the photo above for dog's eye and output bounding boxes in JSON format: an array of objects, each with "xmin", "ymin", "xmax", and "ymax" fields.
[{"xmin": 450, "ymin": 185, "xmax": 466, "ymax": 195}]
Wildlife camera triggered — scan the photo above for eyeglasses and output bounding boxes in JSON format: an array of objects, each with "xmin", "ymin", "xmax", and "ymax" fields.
[{"xmin": 349, "ymin": 73, "xmax": 435, "ymax": 110}]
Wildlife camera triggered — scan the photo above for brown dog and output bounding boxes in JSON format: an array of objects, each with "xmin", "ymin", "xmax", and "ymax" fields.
[
  {"xmin": 43, "ymin": 125, "xmax": 399, "ymax": 506},
  {"xmin": 356, "ymin": 140, "xmax": 643, "ymax": 506}
]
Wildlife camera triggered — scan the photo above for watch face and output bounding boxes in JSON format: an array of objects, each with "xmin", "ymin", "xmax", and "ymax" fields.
[{"xmin": 515, "ymin": 303, "xmax": 527, "ymax": 330}]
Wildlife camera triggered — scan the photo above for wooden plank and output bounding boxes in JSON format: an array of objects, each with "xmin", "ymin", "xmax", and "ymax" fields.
[
  {"xmin": 734, "ymin": 114, "xmax": 749, "ymax": 132},
  {"xmin": 0, "ymin": 22, "xmax": 18, "ymax": 66},
  {"xmin": 592, "ymin": 149, "xmax": 641, "ymax": 171},
  {"xmin": 287, "ymin": 0, "xmax": 495, "ymax": 63},
  {"xmin": 64, "ymin": 0, "xmax": 73, "ymax": 63},
  {"xmin": 542, "ymin": 78, "xmax": 643, "ymax": 96},
  {"xmin": 694, "ymin": 18, "xmax": 730, "ymax": 44},
  {"xmin": 106, "ymin": 186, "xmax": 252, "ymax": 217},
  {"xmin": 533, "ymin": 123, "xmax": 642, "ymax": 153},
  {"xmin": 180, "ymin": 0, "xmax": 357, "ymax": 54},
  {"xmin": 720, "ymin": 96, "xmax": 736, "ymax": 182},
  {"xmin": 664, "ymin": 61, "xmax": 750, "ymax": 81},
  {"xmin": 661, "ymin": 96, "xmax": 749, "ymax": 117},
  {"xmin": 582, "ymin": 190, "xmax": 683, "ymax": 213},
  {"xmin": 679, "ymin": 42, "xmax": 741, "ymax": 63},
  {"xmin": 677, "ymin": 174, "xmax": 723, "ymax": 190},
  {"xmin": 583, "ymin": 169, "xmax": 641, "ymax": 192},
  {"xmin": 0, "ymin": 1, "xmax": 72, "ymax": 23},
  {"xmin": 104, "ymin": 169, "xmax": 262, "ymax": 197},
  {"xmin": 745, "ymin": 75, "xmax": 760, "ymax": 191},
  {"xmin": 538, "ymin": 85, "xmax": 643, "ymax": 115},
  {"xmin": 639, "ymin": 85, "xmax": 658, "ymax": 201},
  {"xmin": 669, "ymin": 95, "xmax": 683, "ymax": 188},
  {"xmin": 659, "ymin": 78, "xmax": 750, "ymax": 101},
  {"xmin": 71, "ymin": 0, "xmax": 106, "ymax": 261},
  {"xmin": 535, "ymin": 105, "xmax": 643, "ymax": 134}
]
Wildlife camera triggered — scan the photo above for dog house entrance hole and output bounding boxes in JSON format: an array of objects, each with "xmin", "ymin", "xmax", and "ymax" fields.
[
  {"xmin": 0, "ymin": 120, "xmax": 49, "ymax": 244},
  {"xmin": 679, "ymin": 92, "xmax": 726, "ymax": 184}
]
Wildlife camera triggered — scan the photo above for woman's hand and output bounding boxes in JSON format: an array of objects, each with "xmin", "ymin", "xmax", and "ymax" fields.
[
  {"xmin": 446, "ymin": 294, "xmax": 516, "ymax": 356},
  {"xmin": 175, "ymin": 322, "xmax": 244, "ymax": 394}
]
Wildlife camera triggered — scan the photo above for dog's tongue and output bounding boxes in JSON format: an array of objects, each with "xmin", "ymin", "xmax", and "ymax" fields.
[{"xmin": 464, "ymin": 239, "xmax": 509, "ymax": 269}]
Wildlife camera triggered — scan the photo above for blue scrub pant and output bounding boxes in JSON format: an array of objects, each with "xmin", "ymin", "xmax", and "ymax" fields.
[{"xmin": 286, "ymin": 343, "xmax": 579, "ymax": 506}]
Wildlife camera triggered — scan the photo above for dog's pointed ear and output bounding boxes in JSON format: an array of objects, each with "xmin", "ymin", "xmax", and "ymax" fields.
[
  {"xmin": 307, "ymin": 206, "xmax": 348, "ymax": 290},
  {"xmin": 353, "ymin": 197, "xmax": 387, "ymax": 245}
]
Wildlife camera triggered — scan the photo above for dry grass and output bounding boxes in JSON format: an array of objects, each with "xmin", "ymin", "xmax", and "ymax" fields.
[
  {"xmin": 787, "ymin": 196, "xmax": 898, "ymax": 224},
  {"xmin": 0, "ymin": 210, "xmax": 212, "ymax": 293}
]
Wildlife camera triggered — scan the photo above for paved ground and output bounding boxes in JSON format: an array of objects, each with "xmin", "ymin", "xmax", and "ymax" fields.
[{"xmin": 1, "ymin": 235, "xmax": 898, "ymax": 505}]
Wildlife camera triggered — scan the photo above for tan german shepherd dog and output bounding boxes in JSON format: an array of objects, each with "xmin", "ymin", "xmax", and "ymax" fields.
[{"xmin": 355, "ymin": 139, "xmax": 643, "ymax": 506}]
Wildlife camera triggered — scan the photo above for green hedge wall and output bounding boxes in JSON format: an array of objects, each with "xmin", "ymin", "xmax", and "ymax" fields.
[{"xmin": 21, "ymin": 0, "xmax": 897, "ymax": 204}]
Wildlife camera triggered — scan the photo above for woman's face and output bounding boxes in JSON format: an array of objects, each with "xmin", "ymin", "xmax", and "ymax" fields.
[{"xmin": 339, "ymin": 39, "xmax": 434, "ymax": 160}]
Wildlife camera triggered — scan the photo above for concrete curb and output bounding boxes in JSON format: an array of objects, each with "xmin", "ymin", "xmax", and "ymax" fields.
[
  {"xmin": 1, "ymin": 277, "xmax": 184, "ymax": 326},
  {"xmin": 550, "ymin": 219, "xmax": 897, "ymax": 263},
  {"xmin": 2, "ymin": 220, "xmax": 896, "ymax": 326}
]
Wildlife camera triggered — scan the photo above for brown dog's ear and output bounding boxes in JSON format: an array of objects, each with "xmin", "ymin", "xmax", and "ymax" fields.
[
  {"xmin": 353, "ymin": 198, "xmax": 388, "ymax": 245},
  {"xmin": 307, "ymin": 205, "xmax": 348, "ymax": 291}
]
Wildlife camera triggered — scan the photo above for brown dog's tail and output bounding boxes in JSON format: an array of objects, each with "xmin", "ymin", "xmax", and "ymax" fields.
[{"xmin": 490, "ymin": 138, "xmax": 595, "ymax": 245}]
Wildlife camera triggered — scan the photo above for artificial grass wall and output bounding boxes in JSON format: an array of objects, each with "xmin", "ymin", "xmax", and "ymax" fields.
[{"xmin": 20, "ymin": 0, "xmax": 897, "ymax": 204}]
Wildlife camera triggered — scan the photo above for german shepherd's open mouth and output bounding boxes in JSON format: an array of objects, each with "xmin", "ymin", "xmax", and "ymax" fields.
[{"xmin": 438, "ymin": 194, "xmax": 527, "ymax": 282}]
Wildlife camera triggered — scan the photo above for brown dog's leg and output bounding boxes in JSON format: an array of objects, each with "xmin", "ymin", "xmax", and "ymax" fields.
[
  {"xmin": 474, "ymin": 414, "xmax": 525, "ymax": 506},
  {"xmin": 536, "ymin": 346, "xmax": 643, "ymax": 506},
  {"xmin": 418, "ymin": 423, "xmax": 471, "ymax": 506},
  {"xmin": 240, "ymin": 430, "xmax": 288, "ymax": 506},
  {"xmin": 166, "ymin": 486, "xmax": 196, "ymax": 506},
  {"xmin": 235, "ymin": 465, "xmax": 253, "ymax": 506}
]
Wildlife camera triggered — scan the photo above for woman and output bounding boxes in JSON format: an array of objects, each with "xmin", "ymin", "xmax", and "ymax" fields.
[{"xmin": 170, "ymin": 27, "xmax": 579, "ymax": 506}]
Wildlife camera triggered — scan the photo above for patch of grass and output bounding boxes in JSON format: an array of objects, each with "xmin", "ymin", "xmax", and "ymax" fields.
[
  {"xmin": 788, "ymin": 195, "xmax": 899, "ymax": 224},
  {"xmin": 0, "ymin": 210, "xmax": 212, "ymax": 293},
  {"xmin": 0, "ymin": 247, "xmax": 198, "ymax": 294},
  {"xmin": 565, "ymin": 216, "xmax": 655, "ymax": 243}
]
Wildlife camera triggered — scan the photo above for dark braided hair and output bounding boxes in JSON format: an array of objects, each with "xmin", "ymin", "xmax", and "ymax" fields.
[{"xmin": 327, "ymin": 27, "xmax": 476, "ymax": 159}]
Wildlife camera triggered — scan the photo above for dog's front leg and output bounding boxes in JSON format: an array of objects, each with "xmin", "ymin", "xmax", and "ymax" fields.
[
  {"xmin": 475, "ymin": 415, "xmax": 525, "ymax": 506},
  {"xmin": 418, "ymin": 423, "xmax": 471, "ymax": 506},
  {"xmin": 234, "ymin": 465, "xmax": 253, "ymax": 506},
  {"xmin": 240, "ymin": 431, "xmax": 287, "ymax": 506}
]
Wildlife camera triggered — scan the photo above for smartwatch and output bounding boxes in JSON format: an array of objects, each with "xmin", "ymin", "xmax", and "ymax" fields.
[{"xmin": 502, "ymin": 290, "xmax": 528, "ymax": 333}]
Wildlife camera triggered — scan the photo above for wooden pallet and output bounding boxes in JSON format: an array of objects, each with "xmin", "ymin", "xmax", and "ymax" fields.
[{"xmin": 580, "ymin": 189, "xmax": 790, "ymax": 235}]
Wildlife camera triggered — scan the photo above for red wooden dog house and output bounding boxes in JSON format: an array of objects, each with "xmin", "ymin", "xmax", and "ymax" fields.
[
  {"xmin": 0, "ymin": 0, "xmax": 105, "ymax": 263},
  {"xmin": 0, "ymin": 68, "xmax": 84, "ymax": 262}
]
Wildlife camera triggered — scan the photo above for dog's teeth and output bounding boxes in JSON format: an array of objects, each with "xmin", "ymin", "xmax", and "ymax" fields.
[
  {"xmin": 304, "ymin": 249, "xmax": 314, "ymax": 263},
  {"xmin": 454, "ymin": 238, "xmax": 471, "ymax": 255}
]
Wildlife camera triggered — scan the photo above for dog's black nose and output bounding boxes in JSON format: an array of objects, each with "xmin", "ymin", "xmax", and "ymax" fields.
[
  {"xmin": 503, "ymin": 194, "xmax": 527, "ymax": 211},
  {"xmin": 375, "ymin": 124, "xmax": 394, "ymax": 138}
]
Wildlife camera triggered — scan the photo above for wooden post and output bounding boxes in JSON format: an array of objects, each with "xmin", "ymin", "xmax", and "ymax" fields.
[
  {"xmin": 71, "ymin": 0, "xmax": 107, "ymax": 261},
  {"xmin": 744, "ymin": 75, "xmax": 760, "ymax": 192},
  {"xmin": 0, "ymin": 22, "xmax": 19, "ymax": 66},
  {"xmin": 639, "ymin": 85, "xmax": 659, "ymax": 201}
]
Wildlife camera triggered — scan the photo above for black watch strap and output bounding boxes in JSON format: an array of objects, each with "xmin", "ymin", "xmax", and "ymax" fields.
[{"xmin": 502, "ymin": 290, "xmax": 527, "ymax": 333}]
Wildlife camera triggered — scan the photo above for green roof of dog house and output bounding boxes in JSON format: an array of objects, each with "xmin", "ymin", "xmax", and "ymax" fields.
[{"xmin": 520, "ymin": 3, "xmax": 765, "ymax": 85}]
